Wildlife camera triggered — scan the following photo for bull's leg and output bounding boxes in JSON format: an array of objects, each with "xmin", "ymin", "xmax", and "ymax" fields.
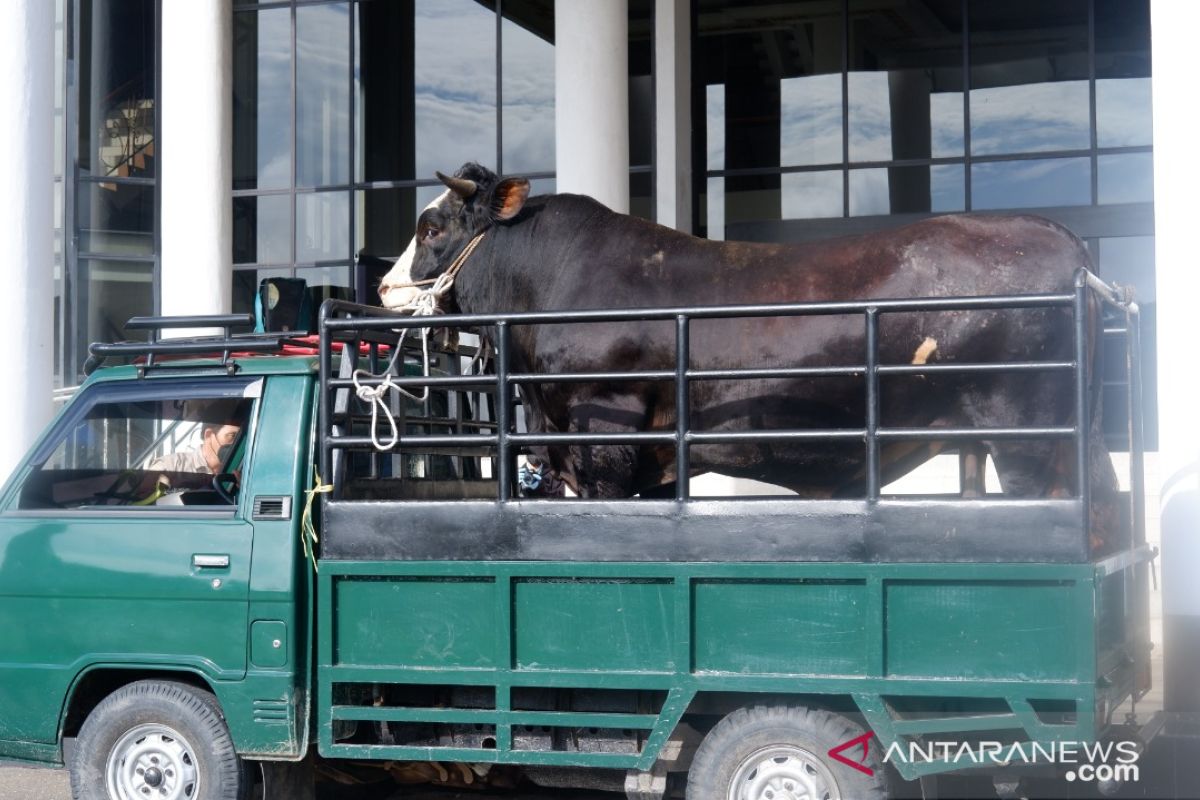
[
  {"xmin": 986, "ymin": 439, "xmax": 1072, "ymax": 497},
  {"xmin": 988, "ymin": 434, "xmax": 1123, "ymax": 555},
  {"xmin": 564, "ymin": 400, "xmax": 646, "ymax": 499}
]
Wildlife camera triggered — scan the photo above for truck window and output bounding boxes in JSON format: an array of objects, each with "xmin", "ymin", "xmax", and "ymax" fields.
[{"xmin": 18, "ymin": 391, "xmax": 256, "ymax": 510}]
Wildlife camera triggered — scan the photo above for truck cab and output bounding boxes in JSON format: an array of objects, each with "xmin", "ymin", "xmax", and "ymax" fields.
[{"xmin": 0, "ymin": 347, "xmax": 317, "ymax": 777}]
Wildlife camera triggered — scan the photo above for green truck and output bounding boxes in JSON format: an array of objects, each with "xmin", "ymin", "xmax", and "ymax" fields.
[{"xmin": 0, "ymin": 280, "xmax": 1156, "ymax": 800}]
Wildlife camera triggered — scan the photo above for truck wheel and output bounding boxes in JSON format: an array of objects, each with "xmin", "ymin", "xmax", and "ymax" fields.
[
  {"xmin": 687, "ymin": 705, "xmax": 886, "ymax": 800},
  {"xmin": 70, "ymin": 679, "xmax": 249, "ymax": 800}
]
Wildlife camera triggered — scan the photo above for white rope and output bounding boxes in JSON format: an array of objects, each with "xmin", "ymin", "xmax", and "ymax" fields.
[{"xmin": 355, "ymin": 233, "xmax": 485, "ymax": 451}]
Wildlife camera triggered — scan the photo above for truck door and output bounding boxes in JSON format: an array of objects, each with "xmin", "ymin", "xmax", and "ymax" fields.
[{"xmin": 0, "ymin": 377, "xmax": 262, "ymax": 749}]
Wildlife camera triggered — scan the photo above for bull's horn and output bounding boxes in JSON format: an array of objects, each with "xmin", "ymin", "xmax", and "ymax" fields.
[{"xmin": 436, "ymin": 171, "xmax": 477, "ymax": 199}]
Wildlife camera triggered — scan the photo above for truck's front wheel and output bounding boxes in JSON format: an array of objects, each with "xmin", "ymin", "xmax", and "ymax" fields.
[
  {"xmin": 686, "ymin": 705, "xmax": 886, "ymax": 800},
  {"xmin": 70, "ymin": 679, "xmax": 249, "ymax": 800}
]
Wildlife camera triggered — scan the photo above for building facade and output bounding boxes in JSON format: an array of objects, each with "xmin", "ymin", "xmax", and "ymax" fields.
[{"xmin": 42, "ymin": 0, "xmax": 1156, "ymax": 381}]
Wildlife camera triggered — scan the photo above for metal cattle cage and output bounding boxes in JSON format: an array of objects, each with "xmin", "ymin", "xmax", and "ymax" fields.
[{"xmin": 316, "ymin": 268, "xmax": 1145, "ymax": 565}]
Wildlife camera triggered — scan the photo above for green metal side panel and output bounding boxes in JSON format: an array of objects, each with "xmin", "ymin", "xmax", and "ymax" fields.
[
  {"xmin": 334, "ymin": 576, "xmax": 499, "ymax": 668},
  {"xmin": 316, "ymin": 560, "xmax": 1101, "ymax": 775},
  {"xmin": 513, "ymin": 578, "xmax": 675, "ymax": 672},
  {"xmin": 883, "ymin": 580, "xmax": 1077, "ymax": 680},
  {"xmin": 693, "ymin": 579, "xmax": 866, "ymax": 675}
]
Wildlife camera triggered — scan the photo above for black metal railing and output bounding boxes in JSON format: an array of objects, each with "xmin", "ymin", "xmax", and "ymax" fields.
[{"xmin": 318, "ymin": 268, "xmax": 1144, "ymax": 546}]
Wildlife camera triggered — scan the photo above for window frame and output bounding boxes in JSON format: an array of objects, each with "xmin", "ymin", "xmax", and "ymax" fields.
[{"xmin": 8, "ymin": 377, "xmax": 263, "ymax": 517}]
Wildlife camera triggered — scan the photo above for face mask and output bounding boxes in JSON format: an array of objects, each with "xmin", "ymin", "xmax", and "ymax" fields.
[{"xmin": 216, "ymin": 442, "xmax": 236, "ymax": 467}]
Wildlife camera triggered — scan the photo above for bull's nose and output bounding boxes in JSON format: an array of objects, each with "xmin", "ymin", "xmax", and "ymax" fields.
[{"xmin": 380, "ymin": 283, "xmax": 420, "ymax": 309}]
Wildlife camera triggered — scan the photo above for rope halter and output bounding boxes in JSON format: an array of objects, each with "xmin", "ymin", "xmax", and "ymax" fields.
[{"xmin": 354, "ymin": 231, "xmax": 487, "ymax": 451}]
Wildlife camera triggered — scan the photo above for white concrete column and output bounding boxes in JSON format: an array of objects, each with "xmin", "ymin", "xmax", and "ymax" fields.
[
  {"xmin": 0, "ymin": 0, "xmax": 55, "ymax": 483},
  {"xmin": 1151, "ymin": 1, "xmax": 1200, "ymax": 712},
  {"xmin": 556, "ymin": 0, "xmax": 629, "ymax": 213},
  {"xmin": 161, "ymin": 0, "xmax": 233, "ymax": 329},
  {"xmin": 655, "ymin": 0, "xmax": 691, "ymax": 232}
]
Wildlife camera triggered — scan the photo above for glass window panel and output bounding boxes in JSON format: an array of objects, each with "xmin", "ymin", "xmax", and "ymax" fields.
[
  {"xmin": 1096, "ymin": 79, "xmax": 1152, "ymax": 148},
  {"xmin": 849, "ymin": 168, "xmax": 889, "ymax": 217},
  {"xmin": 233, "ymin": 8, "xmax": 291, "ymax": 190},
  {"xmin": 969, "ymin": 1, "xmax": 1089, "ymax": 156},
  {"xmin": 296, "ymin": 191, "xmax": 349, "ymax": 263},
  {"xmin": 1098, "ymin": 236, "xmax": 1155, "ymax": 302},
  {"xmin": 781, "ymin": 171, "xmax": 843, "ymax": 219},
  {"xmin": 78, "ymin": 181, "xmax": 154, "ymax": 256},
  {"xmin": 355, "ymin": 1, "xmax": 411, "ymax": 183},
  {"xmin": 502, "ymin": 2, "xmax": 555, "ymax": 174},
  {"xmin": 706, "ymin": 84, "xmax": 725, "ymax": 172},
  {"xmin": 527, "ymin": 177, "xmax": 555, "ymax": 197},
  {"xmin": 1095, "ymin": 0, "xmax": 1152, "ymax": 147},
  {"xmin": 356, "ymin": 1, "xmax": 497, "ymax": 182},
  {"xmin": 699, "ymin": 8, "xmax": 841, "ymax": 175},
  {"xmin": 629, "ymin": 0, "xmax": 654, "ymax": 172},
  {"xmin": 355, "ymin": 188, "xmax": 417, "ymax": 257},
  {"xmin": 704, "ymin": 177, "xmax": 724, "ymax": 241},
  {"xmin": 414, "ymin": 0, "xmax": 497, "ymax": 179},
  {"xmin": 296, "ymin": 3, "xmax": 350, "ymax": 187},
  {"xmin": 233, "ymin": 194, "xmax": 291, "ymax": 265},
  {"xmin": 849, "ymin": 165, "xmax": 964, "ymax": 217},
  {"xmin": 630, "ymin": 171, "xmax": 653, "ymax": 221},
  {"xmin": 848, "ymin": 0, "xmax": 964, "ymax": 162},
  {"xmin": 930, "ymin": 164, "xmax": 965, "ymax": 213},
  {"xmin": 298, "ymin": 265, "xmax": 352, "ymax": 294},
  {"xmin": 28, "ymin": 394, "xmax": 255, "ymax": 505},
  {"xmin": 723, "ymin": 176, "xmax": 781, "ymax": 228},
  {"xmin": 781, "ymin": 74, "xmax": 842, "ymax": 167},
  {"xmin": 415, "ymin": 184, "xmax": 446, "ymax": 211},
  {"xmin": 970, "ymin": 157, "xmax": 1090, "ymax": 211},
  {"xmin": 78, "ymin": 0, "xmax": 157, "ymax": 179},
  {"xmin": 76, "ymin": 259, "xmax": 154, "ymax": 375},
  {"xmin": 1098, "ymin": 153, "xmax": 1153, "ymax": 206}
]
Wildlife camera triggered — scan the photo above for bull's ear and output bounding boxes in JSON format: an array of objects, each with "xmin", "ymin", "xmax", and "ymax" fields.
[{"xmin": 490, "ymin": 177, "xmax": 530, "ymax": 222}]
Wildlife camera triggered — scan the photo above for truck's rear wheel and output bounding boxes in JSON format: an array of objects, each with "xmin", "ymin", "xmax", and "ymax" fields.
[
  {"xmin": 70, "ymin": 679, "xmax": 248, "ymax": 800},
  {"xmin": 687, "ymin": 705, "xmax": 886, "ymax": 800}
]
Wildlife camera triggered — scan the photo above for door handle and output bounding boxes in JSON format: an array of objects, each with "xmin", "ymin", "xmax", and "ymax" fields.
[{"xmin": 192, "ymin": 554, "xmax": 230, "ymax": 569}]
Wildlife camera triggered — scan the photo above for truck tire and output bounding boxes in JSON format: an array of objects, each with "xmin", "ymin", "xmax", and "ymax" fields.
[
  {"xmin": 687, "ymin": 705, "xmax": 886, "ymax": 800},
  {"xmin": 70, "ymin": 679, "xmax": 249, "ymax": 800}
]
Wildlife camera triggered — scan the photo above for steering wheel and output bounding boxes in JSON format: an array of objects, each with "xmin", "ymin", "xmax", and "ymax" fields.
[{"xmin": 211, "ymin": 472, "xmax": 239, "ymax": 505}]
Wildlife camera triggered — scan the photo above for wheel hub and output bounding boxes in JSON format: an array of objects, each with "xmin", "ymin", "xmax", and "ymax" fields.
[
  {"xmin": 105, "ymin": 723, "xmax": 199, "ymax": 800},
  {"xmin": 728, "ymin": 745, "xmax": 839, "ymax": 800}
]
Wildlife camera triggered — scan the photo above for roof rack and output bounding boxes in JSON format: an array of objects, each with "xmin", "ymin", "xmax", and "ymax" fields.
[{"xmin": 86, "ymin": 313, "xmax": 301, "ymax": 376}]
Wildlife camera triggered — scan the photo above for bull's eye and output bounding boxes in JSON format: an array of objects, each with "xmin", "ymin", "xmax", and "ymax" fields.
[{"xmin": 422, "ymin": 226, "xmax": 441, "ymax": 243}]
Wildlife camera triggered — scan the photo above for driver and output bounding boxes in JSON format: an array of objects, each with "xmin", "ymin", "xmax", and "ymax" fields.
[{"xmin": 148, "ymin": 421, "xmax": 241, "ymax": 475}]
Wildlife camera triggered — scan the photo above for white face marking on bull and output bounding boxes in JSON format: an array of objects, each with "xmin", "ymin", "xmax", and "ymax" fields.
[{"xmin": 379, "ymin": 190, "xmax": 451, "ymax": 309}]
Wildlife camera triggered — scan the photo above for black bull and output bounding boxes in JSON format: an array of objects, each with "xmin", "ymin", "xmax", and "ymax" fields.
[{"xmin": 379, "ymin": 163, "xmax": 1120, "ymax": 548}]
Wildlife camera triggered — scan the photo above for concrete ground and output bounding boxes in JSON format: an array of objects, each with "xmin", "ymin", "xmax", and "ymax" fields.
[
  {"xmin": 0, "ymin": 765, "xmax": 66, "ymax": 800},
  {"xmin": 0, "ymin": 766, "xmax": 623, "ymax": 800}
]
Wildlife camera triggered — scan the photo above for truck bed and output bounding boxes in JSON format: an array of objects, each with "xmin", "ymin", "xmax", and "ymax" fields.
[{"xmin": 315, "ymin": 548, "xmax": 1153, "ymax": 780}]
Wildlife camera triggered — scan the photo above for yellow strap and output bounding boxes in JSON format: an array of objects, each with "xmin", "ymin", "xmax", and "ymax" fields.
[
  {"xmin": 301, "ymin": 471, "xmax": 333, "ymax": 573},
  {"xmin": 131, "ymin": 477, "xmax": 170, "ymax": 506}
]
